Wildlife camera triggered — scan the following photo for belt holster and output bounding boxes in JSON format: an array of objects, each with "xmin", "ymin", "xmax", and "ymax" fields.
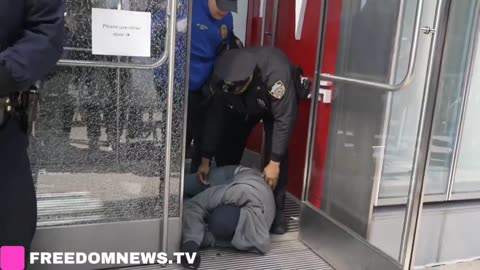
[
  {"xmin": 0, "ymin": 82, "xmax": 40, "ymax": 134},
  {"xmin": 0, "ymin": 96, "xmax": 12, "ymax": 129}
]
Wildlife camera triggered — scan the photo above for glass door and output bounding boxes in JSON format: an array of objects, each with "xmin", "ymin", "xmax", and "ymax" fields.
[
  {"xmin": 299, "ymin": 0, "xmax": 449, "ymax": 269},
  {"xmin": 29, "ymin": 0, "xmax": 188, "ymax": 269},
  {"xmin": 410, "ymin": 2, "xmax": 480, "ymax": 267},
  {"xmin": 378, "ymin": 0, "xmax": 480, "ymax": 205}
]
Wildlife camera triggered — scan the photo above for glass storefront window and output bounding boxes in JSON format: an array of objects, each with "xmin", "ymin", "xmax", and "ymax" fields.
[
  {"xmin": 453, "ymin": 25, "xmax": 480, "ymax": 196},
  {"xmin": 32, "ymin": 0, "xmax": 188, "ymax": 227},
  {"xmin": 379, "ymin": 0, "xmax": 479, "ymax": 203}
]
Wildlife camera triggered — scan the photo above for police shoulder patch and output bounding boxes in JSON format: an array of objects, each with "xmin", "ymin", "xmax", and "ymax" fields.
[{"xmin": 269, "ymin": 81, "xmax": 286, "ymax": 99}]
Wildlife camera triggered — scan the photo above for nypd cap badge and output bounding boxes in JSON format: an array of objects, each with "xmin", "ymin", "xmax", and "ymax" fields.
[{"xmin": 269, "ymin": 81, "xmax": 286, "ymax": 99}]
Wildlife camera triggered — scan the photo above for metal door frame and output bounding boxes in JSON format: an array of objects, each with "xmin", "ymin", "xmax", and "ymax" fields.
[
  {"xmin": 30, "ymin": 0, "xmax": 183, "ymax": 269},
  {"xmin": 299, "ymin": 0, "xmax": 450, "ymax": 269}
]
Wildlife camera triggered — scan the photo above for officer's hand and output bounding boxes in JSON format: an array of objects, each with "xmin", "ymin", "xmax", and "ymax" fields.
[
  {"xmin": 263, "ymin": 161, "xmax": 280, "ymax": 190},
  {"xmin": 181, "ymin": 241, "xmax": 201, "ymax": 269},
  {"xmin": 197, "ymin": 158, "xmax": 211, "ymax": 185}
]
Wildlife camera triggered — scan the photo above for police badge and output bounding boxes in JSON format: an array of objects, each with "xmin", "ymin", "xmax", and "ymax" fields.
[
  {"xmin": 269, "ymin": 81, "xmax": 286, "ymax": 99},
  {"xmin": 221, "ymin": 24, "xmax": 228, "ymax": 39}
]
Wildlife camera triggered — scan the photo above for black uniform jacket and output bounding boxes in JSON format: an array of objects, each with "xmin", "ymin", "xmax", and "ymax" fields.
[
  {"xmin": 202, "ymin": 47, "xmax": 298, "ymax": 162},
  {"xmin": 0, "ymin": 0, "xmax": 64, "ymax": 96}
]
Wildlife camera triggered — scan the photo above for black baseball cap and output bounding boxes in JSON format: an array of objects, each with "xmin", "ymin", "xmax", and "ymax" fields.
[{"xmin": 216, "ymin": 0, "xmax": 238, "ymax": 12}]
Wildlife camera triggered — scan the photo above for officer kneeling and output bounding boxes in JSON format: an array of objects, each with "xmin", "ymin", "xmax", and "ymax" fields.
[
  {"xmin": 181, "ymin": 166, "xmax": 275, "ymax": 269},
  {"xmin": 197, "ymin": 47, "xmax": 310, "ymax": 234}
]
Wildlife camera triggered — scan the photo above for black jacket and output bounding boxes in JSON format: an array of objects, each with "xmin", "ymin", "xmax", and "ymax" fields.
[
  {"xmin": 202, "ymin": 47, "xmax": 298, "ymax": 162},
  {"xmin": 0, "ymin": 0, "xmax": 65, "ymax": 97}
]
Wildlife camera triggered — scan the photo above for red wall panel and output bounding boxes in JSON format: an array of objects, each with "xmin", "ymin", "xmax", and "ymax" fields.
[
  {"xmin": 245, "ymin": 0, "xmax": 263, "ymax": 153},
  {"xmin": 244, "ymin": 0, "xmax": 343, "ymax": 203},
  {"xmin": 308, "ymin": 1, "xmax": 343, "ymax": 207},
  {"xmin": 274, "ymin": 0, "xmax": 322, "ymax": 199},
  {"xmin": 245, "ymin": 0, "xmax": 275, "ymax": 153}
]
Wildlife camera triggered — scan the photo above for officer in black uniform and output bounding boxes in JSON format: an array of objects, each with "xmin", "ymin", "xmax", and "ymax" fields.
[
  {"xmin": 196, "ymin": 47, "xmax": 309, "ymax": 234},
  {"xmin": 0, "ymin": 0, "xmax": 64, "ymax": 251}
]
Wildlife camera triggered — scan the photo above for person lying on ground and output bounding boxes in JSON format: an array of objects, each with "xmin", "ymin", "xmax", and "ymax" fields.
[{"xmin": 181, "ymin": 165, "xmax": 276, "ymax": 269}]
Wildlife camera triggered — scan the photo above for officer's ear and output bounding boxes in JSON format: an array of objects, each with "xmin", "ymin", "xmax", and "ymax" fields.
[{"xmin": 210, "ymin": 75, "xmax": 222, "ymax": 94}]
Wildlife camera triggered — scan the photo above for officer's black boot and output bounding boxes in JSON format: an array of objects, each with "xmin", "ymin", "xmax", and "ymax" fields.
[{"xmin": 270, "ymin": 191, "xmax": 287, "ymax": 235}]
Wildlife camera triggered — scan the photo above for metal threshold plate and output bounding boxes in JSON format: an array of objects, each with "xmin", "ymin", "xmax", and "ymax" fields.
[
  {"xmin": 285, "ymin": 193, "xmax": 301, "ymax": 232},
  {"xmin": 115, "ymin": 240, "xmax": 333, "ymax": 270}
]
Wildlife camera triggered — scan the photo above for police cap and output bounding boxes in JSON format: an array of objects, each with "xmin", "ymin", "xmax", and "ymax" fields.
[{"xmin": 213, "ymin": 49, "xmax": 257, "ymax": 83}]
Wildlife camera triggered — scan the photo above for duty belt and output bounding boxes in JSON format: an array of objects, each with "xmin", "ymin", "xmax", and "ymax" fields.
[{"xmin": 0, "ymin": 87, "xmax": 39, "ymax": 134}]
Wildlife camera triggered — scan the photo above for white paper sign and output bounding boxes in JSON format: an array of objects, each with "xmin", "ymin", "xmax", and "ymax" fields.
[{"xmin": 92, "ymin": 8, "xmax": 151, "ymax": 57}]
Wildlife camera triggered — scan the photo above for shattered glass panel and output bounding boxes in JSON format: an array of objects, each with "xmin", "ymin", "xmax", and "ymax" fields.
[
  {"xmin": 167, "ymin": 0, "xmax": 189, "ymax": 218},
  {"xmin": 63, "ymin": 0, "xmax": 168, "ymax": 65},
  {"xmin": 30, "ymin": 0, "xmax": 188, "ymax": 227}
]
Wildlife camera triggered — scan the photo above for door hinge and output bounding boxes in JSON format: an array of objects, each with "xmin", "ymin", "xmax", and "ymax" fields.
[{"xmin": 421, "ymin": 26, "xmax": 436, "ymax": 34}]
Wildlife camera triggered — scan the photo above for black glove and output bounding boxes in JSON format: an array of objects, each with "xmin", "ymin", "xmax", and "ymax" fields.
[
  {"xmin": 215, "ymin": 39, "xmax": 229, "ymax": 56},
  {"xmin": 231, "ymin": 32, "xmax": 244, "ymax": 49},
  {"xmin": 181, "ymin": 241, "xmax": 201, "ymax": 269},
  {"xmin": 215, "ymin": 32, "xmax": 244, "ymax": 56},
  {"xmin": 293, "ymin": 66, "xmax": 311, "ymax": 100}
]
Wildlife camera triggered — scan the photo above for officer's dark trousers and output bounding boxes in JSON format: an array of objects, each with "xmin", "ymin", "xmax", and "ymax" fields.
[
  {"xmin": 215, "ymin": 113, "xmax": 289, "ymax": 197},
  {"xmin": 187, "ymin": 90, "xmax": 209, "ymax": 173},
  {"xmin": 0, "ymin": 119, "xmax": 37, "ymax": 250}
]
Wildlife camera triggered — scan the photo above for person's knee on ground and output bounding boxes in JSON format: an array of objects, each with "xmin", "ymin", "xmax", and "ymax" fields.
[{"xmin": 181, "ymin": 205, "xmax": 241, "ymax": 269}]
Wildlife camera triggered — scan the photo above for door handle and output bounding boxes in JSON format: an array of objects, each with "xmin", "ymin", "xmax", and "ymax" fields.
[
  {"xmin": 320, "ymin": 0, "xmax": 425, "ymax": 91},
  {"xmin": 308, "ymin": 80, "xmax": 333, "ymax": 103},
  {"xmin": 319, "ymin": 88, "xmax": 332, "ymax": 103}
]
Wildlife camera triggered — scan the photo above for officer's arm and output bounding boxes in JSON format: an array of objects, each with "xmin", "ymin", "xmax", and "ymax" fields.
[
  {"xmin": 182, "ymin": 185, "xmax": 226, "ymax": 247},
  {"xmin": 269, "ymin": 79, "xmax": 298, "ymax": 162},
  {"xmin": 201, "ymin": 93, "xmax": 225, "ymax": 160},
  {"xmin": 0, "ymin": 0, "xmax": 65, "ymax": 96}
]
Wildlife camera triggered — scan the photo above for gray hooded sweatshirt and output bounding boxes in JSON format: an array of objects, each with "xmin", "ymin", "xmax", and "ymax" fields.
[{"xmin": 182, "ymin": 166, "xmax": 276, "ymax": 254}]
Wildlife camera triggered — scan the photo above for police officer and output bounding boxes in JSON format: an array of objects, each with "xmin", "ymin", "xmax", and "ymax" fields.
[
  {"xmin": 187, "ymin": 0, "xmax": 242, "ymax": 172},
  {"xmin": 196, "ymin": 47, "xmax": 309, "ymax": 234},
  {"xmin": 0, "ymin": 0, "xmax": 64, "ymax": 252}
]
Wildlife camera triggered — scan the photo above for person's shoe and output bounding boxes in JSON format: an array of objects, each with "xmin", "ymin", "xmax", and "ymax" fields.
[
  {"xmin": 181, "ymin": 241, "xmax": 201, "ymax": 269},
  {"xmin": 270, "ymin": 191, "xmax": 287, "ymax": 235},
  {"xmin": 270, "ymin": 209, "xmax": 287, "ymax": 234}
]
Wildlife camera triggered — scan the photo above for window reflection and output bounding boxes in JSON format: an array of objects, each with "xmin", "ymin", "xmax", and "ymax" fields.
[
  {"xmin": 453, "ymin": 28, "xmax": 480, "ymax": 196},
  {"xmin": 379, "ymin": 0, "xmax": 479, "ymax": 202}
]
